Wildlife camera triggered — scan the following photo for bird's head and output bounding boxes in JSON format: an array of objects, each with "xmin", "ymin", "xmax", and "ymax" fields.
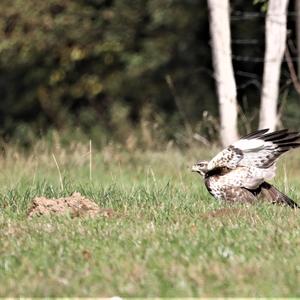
[{"xmin": 191, "ymin": 160, "xmax": 209, "ymax": 176}]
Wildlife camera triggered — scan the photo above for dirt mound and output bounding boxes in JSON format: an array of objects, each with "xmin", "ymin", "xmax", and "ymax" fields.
[{"xmin": 27, "ymin": 192, "xmax": 113, "ymax": 218}]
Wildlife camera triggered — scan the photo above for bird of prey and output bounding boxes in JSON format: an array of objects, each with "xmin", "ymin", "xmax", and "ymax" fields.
[{"xmin": 192, "ymin": 129, "xmax": 300, "ymax": 208}]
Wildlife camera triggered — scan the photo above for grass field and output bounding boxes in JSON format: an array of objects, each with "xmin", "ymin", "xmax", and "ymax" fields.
[{"xmin": 1, "ymin": 142, "xmax": 300, "ymax": 297}]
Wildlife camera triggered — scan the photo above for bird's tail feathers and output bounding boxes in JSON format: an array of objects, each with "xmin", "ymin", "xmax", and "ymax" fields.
[{"xmin": 260, "ymin": 182, "xmax": 299, "ymax": 209}]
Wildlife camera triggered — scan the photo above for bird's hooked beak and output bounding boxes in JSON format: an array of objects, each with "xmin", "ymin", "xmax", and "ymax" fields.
[
  {"xmin": 191, "ymin": 164, "xmax": 200, "ymax": 172},
  {"xmin": 191, "ymin": 161, "xmax": 208, "ymax": 176}
]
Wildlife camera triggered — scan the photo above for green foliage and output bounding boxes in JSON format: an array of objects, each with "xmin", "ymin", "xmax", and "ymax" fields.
[
  {"xmin": 253, "ymin": 0, "xmax": 268, "ymax": 12},
  {"xmin": 0, "ymin": 0, "xmax": 215, "ymax": 145}
]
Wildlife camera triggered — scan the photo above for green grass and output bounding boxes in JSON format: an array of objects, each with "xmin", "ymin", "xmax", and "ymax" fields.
[{"xmin": 1, "ymin": 143, "xmax": 300, "ymax": 297}]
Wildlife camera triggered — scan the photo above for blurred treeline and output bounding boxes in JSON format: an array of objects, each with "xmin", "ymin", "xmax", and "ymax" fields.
[{"xmin": 0, "ymin": 0, "xmax": 299, "ymax": 148}]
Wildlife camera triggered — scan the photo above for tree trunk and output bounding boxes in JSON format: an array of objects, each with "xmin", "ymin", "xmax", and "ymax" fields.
[
  {"xmin": 296, "ymin": 0, "xmax": 300, "ymax": 77},
  {"xmin": 259, "ymin": 0, "xmax": 289, "ymax": 130},
  {"xmin": 207, "ymin": 0, "xmax": 238, "ymax": 147}
]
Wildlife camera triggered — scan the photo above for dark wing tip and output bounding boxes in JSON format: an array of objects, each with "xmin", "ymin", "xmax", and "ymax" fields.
[
  {"xmin": 242, "ymin": 128, "xmax": 300, "ymax": 145},
  {"xmin": 261, "ymin": 182, "xmax": 300, "ymax": 209},
  {"xmin": 277, "ymin": 143, "xmax": 300, "ymax": 152},
  {"xmin": 241, "ymin": 128, "xmax": 269, "ymax": 140},
  {"xmin": 262, "ymin": 129, "xmax": 290, "ymax": 142},
  {"xmin": 272, "ymin": 132, "xmax": 300, "ymax": 143}
]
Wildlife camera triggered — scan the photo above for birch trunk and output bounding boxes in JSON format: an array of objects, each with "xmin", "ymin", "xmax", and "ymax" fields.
[
  {"xmin": 296, "ymin": 0, "xmax": 300, "ymax": 77},
  {"xmin": 259, "ymin": 0, "xmax": 289, "ymax": 130},
  {"xmin": 207, "ymin": 0, "xmax": 238, "ymax": 147}
]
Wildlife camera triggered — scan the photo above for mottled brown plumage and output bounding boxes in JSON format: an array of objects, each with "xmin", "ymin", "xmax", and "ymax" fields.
[{"xmin": 192, "ymin": 129, "xmax": 300, "ymax": 208}]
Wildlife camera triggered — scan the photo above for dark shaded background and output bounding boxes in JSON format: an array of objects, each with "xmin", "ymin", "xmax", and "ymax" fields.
[{"xmin": 0, "ymin": 0, "xmax": 299, "ymax": 147}]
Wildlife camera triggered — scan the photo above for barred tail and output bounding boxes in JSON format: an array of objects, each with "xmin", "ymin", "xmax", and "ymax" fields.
[{"xmin": 261, "ymin": 182, "xmax": 300, "ymax": 209}]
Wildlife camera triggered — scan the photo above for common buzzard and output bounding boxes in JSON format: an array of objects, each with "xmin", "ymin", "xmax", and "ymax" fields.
[{"xmin": 192, "ymin": 129, "xmax": 300, "ymax": 208}]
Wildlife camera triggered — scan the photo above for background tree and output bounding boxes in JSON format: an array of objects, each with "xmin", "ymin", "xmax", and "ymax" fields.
[
  {"xmin": 207, "ymin": 0, "xmax": 239, "ymax": 146},
  {"xmin": 295, "ymin": 0, "xmax": 300, "ymax": 77},
  {"xmin": 259, "ymin": 0, "xmax": 289, "ymax": 130}
]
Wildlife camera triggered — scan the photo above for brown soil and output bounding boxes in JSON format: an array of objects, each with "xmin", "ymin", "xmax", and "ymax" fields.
[{"xmin": 27, "ymin": 192, "xmax": 113, "ymax": 218}]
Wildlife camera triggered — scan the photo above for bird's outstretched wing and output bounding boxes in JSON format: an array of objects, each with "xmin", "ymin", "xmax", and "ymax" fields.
[{"xmin": 207, "ymin": 129, "xmax": 300, "ymax": 171}]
